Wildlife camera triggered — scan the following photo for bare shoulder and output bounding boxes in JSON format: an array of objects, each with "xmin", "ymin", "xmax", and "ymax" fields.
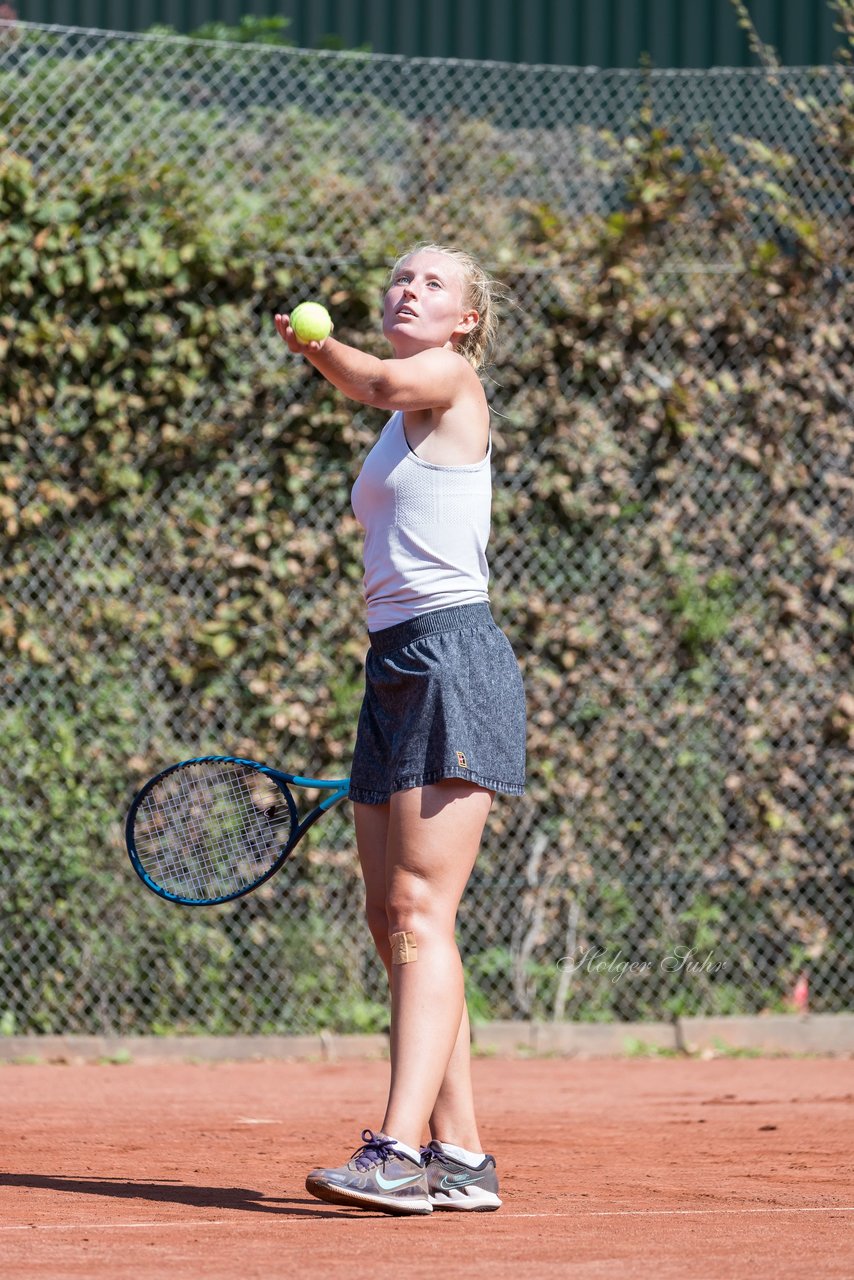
[
  {"xmin": 371, "ymin": 345, "xmax": 484, "ymax": 417},
  {"xmin": 398, "ymin": 345, "xmax": 482, "ymax": 396},
  {"xmin": 403, "ymin": 358, "xmax": 489, "ymax": 465}
]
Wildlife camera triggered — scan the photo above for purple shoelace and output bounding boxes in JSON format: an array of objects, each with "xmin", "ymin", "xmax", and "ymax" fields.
[{"xmin": 352, "ymin": 1128, "xmax": 398, "ymax": 1171}]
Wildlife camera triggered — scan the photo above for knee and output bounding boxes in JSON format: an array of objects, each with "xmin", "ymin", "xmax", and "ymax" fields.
[
  {"xmin": 365, "ymin": 900, "xmax": 392, "ymax": 964},
  {"xmin": 385, "ymin": 874, "xmax": 435, "ymax": 938},
  {"xmin": 365, "ymin": 898, "xmax": 389, "ymax": 944}
]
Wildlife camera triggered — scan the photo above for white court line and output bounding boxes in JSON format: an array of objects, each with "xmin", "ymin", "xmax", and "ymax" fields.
[
  {"xmin": 1, "ymin": 1206, "xmax": 852, "ymax": 1231},
  {"xmin": 509, "ymin": 1206, "xmax": 854, "ymax": 1218},
  {"xmin": 0, "ymin": 1221, "xmax": 231, "ymax": 1232}
]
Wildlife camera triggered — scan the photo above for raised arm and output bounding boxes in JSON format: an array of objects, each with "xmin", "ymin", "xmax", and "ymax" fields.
[{"xmin": 274, "ymin": 317, "xmax": 480, "ymax": 412}]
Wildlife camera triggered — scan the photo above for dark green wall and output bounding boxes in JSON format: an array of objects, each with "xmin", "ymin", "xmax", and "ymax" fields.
[{"xmin": 14, "ymin": 0, "xmax": 842, "ymax": 67}]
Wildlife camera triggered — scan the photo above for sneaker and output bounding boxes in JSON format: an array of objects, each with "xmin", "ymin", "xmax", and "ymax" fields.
[
  {"xmin": 305, "ymin": 1129, "xmax": 432, "ymax": 1215},
  {"xmin": 421, "ymin": 1140, "xmax": 503, "ymax": 1211}
]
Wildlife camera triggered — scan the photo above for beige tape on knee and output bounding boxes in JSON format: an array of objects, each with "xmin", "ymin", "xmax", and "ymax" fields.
[{"xmin": 391, "ymin": 931, "xmax": 418, "ymax": 965}]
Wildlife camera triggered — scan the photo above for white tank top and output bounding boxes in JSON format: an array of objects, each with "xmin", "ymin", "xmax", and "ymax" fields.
[{"xmin": 351, "ymin": 411, "xmax": 492, "ymax": 631}]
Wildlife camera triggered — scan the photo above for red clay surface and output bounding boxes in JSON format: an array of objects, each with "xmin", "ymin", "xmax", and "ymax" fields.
[{"xmin": 2, "ymin": 1056, "xmax": 852, "ymax": 1279}]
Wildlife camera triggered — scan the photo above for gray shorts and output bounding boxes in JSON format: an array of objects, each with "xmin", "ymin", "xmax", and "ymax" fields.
[{"xmin": 348, "ymin": 602, "xmax": 527, "ymax": 805}]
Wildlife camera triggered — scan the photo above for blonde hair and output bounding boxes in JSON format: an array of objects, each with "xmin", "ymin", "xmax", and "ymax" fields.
[{"xmin": 385, "ymin": 242, "xmax": 506, "ymax": 371}]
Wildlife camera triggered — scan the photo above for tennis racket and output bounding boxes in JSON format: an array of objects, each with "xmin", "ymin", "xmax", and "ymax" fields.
[{"xmin": 125, "ymin": 756, "xmax": 350, "ymax": 907}]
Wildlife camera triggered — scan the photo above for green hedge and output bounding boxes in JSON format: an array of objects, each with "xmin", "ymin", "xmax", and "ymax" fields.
[{"xmin": 0, "ymin": 74, "xmax": 851, "ymax": 1031}]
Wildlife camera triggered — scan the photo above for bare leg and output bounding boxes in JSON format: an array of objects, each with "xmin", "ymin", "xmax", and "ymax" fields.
[
  {"xmin": 428, "ymin": 1001, "xmax": 482, "ymax": 1150},
  {"xmin": 381, "ymin": 781, "xmax": 492, "ymax": 1150},
  {"xmin": 354, "ymin": 800, "xmax": 394, "ymax": 969},
  {"xmin": 354, "ymin": 789, "xmax": 489, "ymax": 1152}
]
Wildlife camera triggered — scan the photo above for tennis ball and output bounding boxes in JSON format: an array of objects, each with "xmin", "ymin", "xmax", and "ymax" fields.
[{"xmin": 290, "ymin": 301, "xmax": 332, "ymax": 344}]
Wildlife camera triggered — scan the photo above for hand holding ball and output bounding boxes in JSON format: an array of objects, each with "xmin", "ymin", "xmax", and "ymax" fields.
[
  {"xmin": 274, "ymin": 301, "xmax": 333, "ymax": 354},
  {"xmin": 290, "ymin": 302, "xmax": 333, "ymax": 344}
]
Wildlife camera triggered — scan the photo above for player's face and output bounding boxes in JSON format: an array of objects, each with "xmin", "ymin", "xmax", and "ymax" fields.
[{"xmin": 383, "ymin": 251, "xmax": 477, "ymax": 355}]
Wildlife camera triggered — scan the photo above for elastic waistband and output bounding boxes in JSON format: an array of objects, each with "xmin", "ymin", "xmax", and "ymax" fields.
[{"xmin": 368, "ymin": 603, "xmax": 494, "ymax": 656}]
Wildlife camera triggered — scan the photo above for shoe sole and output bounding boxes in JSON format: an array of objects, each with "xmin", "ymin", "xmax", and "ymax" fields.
[
  {"xmin": 306, "ymin": 1175, "xmax": 432, "ymax": 1216},
  {"xmin": 429, "ymin": 1188, "xmax": 502, "ymax": 1212}
]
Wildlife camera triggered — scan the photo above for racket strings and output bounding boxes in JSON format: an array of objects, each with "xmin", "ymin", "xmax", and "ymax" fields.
[{"xmin": 133, "ymin": 762, "xmax": 294, "ymax": 900}]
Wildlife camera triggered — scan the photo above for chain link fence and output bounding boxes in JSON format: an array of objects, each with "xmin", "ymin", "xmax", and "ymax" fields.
[{"xmin": 1, "ymin": 21, "xmax": 851, "ymax": 1034}]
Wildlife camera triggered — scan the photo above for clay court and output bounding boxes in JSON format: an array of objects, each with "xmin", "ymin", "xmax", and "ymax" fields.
[{"xmin": 2, "ymin": 1055, "xmax": 851, "ymax": 1278}]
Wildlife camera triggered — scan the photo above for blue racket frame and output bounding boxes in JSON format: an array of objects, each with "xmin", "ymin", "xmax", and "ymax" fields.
[{"xmin": 125, "ymin": 755, "xmax": 350, "ymax": 907}]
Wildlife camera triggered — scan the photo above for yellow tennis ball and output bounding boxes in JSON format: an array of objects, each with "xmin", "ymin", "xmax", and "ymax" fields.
[{"xmin": 290, "ymin": 301, "xmax": 332, "ymax": 343}]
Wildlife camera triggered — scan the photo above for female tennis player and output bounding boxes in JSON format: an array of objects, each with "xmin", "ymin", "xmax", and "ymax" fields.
[{"xmin": 275, "ymin": 244, "xmax": 526, "ymax": 1215}]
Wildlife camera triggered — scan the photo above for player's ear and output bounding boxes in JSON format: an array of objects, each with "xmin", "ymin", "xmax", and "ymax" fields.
[{"xmin": 456, "ymin": 307, "xmax": 479, "ymax": 335}]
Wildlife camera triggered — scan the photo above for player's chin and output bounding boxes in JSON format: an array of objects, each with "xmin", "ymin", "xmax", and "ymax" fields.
[
  {"xmin": 383, "ymin": 316, "xmax": 413, "ymax": 340},
  {"xmin": 383, "ymin": 323, "xmax": 423, "ymax": 356}
]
